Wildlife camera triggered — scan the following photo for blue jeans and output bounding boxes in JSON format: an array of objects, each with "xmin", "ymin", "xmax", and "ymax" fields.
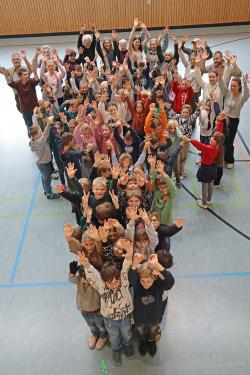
[
  {"xmin": 22, "ymin": 112, "xmax": 33, "ymax": 128},
  {"xmin": 81, "ymin": 311, "xmax": 107, "ymax": 338},
  {"xmin": 104, "ymin": 315, "xmax": 132, "ymax": 351},
  {"xmin": 37, "ymin": 162, "xmax": 53, "ymax": 196}
]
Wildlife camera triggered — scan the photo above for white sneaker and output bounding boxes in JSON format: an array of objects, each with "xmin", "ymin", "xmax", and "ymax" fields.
[
  {"xmin": 226, "ymin": 163, "xmax": 234, "ymax": 169},
  {"xmin": 197, "ymin": 199, "xmax": 207, "ymax": 209},
  {"xmin": 207, "ymin": 200, "xmax": 212, "ymax": 205}
]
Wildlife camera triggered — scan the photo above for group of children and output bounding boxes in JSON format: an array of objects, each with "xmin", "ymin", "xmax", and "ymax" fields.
[{"xmin": 1, "ymin": 19, "xmax": 249, "ymax": 366}]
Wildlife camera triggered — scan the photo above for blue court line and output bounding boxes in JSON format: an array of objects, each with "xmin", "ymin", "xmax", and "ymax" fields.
[
  {"xmin": 2, "ymin": 271, "xmax": 250, "ymax": 289},
  {"xmin": 0, "ymin": 281, "xmax": 70, "ymax": 289},
  {"xmin": 8, "ymin": 172, "xmax": 40, "ymax": 284}
]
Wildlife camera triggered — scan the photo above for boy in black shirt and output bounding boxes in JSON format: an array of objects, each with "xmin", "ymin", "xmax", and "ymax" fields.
[{"xmin": 128, "ymin": 253, "xmax": 175, "ymax": 356}]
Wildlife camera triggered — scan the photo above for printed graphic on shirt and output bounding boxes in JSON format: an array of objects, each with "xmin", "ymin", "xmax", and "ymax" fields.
[
  {"xmin": 102, "ymin": 286, "xmax": 131, "ymax": 320},
  {"xmin": 141, "ymin": 295, "xmax": 155, "ymax": 305}
]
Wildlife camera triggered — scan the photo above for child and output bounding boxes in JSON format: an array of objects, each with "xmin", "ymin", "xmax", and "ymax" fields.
[
  {"xmin": 172, "ymin": 73, "xmax": 194, "ymax": 114},
  {"xmin": 113, "ymin": 121, "xmax": 141, "ymax": 163},
  {"xmin": 150, "ymin": 160, "xmax": 177, "ymax": 225},
  {"xmin": 125, "ymin": 208, "xmax": 159, "ymax": 261},
  {"xmin": 128, "ymin": 253, "xmax": 175, "ymax": 356},
  {"xmin": 185, "ymin": 133, "xmax": 223, "ymax": 208},
  {"xmin": 77, "ymin": 240, "xmax": 135, "ymax": 366},
  {"xmin": 166, "ymin": 119, "xmax": 183, "ymax": 188},
  {"xmin": 167, "ymin": 102, "xmax": 201, "ymax": 177},
  {"xmin": 29, "ymin": 117, "xmax": 59, "ymax": 199},
  {"xmin": 68, "ymin": 260, "xmax": 107, "ymax": 350},
  {"xmin": 148, "ymin": 212, "xmax": 184, "ymax": 251}
]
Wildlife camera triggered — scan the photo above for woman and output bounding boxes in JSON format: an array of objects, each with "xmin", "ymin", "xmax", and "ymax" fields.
[
  {"xmin": 219, "ymin": 70, "xmax": 249, "ymax": 169},
  {"xmin": 40, "ymin": 54, "xmax": 66, "ymax": 105},
  {"xmin": 128, "ymin": 18, "xmax": 150, "ymax": 69}
]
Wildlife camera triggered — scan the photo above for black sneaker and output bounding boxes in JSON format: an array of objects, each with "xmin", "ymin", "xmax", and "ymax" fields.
[
  {"xmin": 47, "ymin": 193, "xmax": 60, "ymax": 200},
  {"xmin": 124, "ymin": 344, "xmax": 135, "ymax": 359},
  {"xmin": 148, "ymin": 341, "xmax": 157, "ymax": 357},
  {"xmin": 138, "ymin": 341, "xmax": 148, "ymax": 356},
  {"xmin": 112, "ymin": 350, "xmax": 122, "ymax": 366}
]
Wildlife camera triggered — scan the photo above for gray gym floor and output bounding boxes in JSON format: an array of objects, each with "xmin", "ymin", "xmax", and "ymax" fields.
[{"xmin": 0, "ymin": 25, "xmax": 250, "ymax": 375}]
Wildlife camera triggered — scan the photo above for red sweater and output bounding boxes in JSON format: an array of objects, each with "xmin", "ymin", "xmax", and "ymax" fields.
[
  {"xmin": 172, "ymin": 81, "xmax": 194, "ymax": 114},
  {"xmin": 8, "ymin": 78, "xmax": 39, "ymax": 113},
  {"xmin": 191, "ymin": 139, "xmax": 219, "ymax": 165}
]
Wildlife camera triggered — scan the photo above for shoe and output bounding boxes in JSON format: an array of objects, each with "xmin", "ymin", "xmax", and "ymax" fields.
[
  {"xmin": 47, "ymin": 193, "xmax": 60, "ymax": 200},
  {"xmin": 88, "ymin": 335, "xmax": 97, "ymax": 350},
  {"xmin": 112, "ymin": 350, "xmax": 122, "ymax": 366},
  {"xmin": 138, "ymin": 341, "xmax": 148, "ymax": 356},
  {"xmin": 51, "ymin": 171, "xmax": 59, "ymax": 179},
  {"xmin": 197, "ymin": 199, "xmax": 207, "ymax": 209},
  {"xmin": 148, "ymin": 341, "xmax": 157, "ymax": 357},
  {"xmin": 207, "ymin": 200, "xmax": 212, "ymax": 205},
  {"xmin": 176, "ymin": 182, "xmax": 182, "ymax": 189},
  {"xmin": 124, "ymin": 344, "xmax": 135, "ymax": 360},
  {"xmin": 172, "ymin": 176, "xmax": 176, "ymax": 181},
  {"xmin": 226, "ymin": 163, "xmax": 234, "ymax": 169},
  {"xmin": 180, "ymin": 172, "xmax": 186, "ymax": 180},
  {"xmin": 214, "ymin": 184, "xmax": 220, "ymax": 188},
  {"xmin": 95, "ymin": 337, "xmax": 106, "ymax": 350}
]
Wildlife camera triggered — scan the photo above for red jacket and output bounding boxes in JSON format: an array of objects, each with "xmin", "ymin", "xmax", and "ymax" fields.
[
  {"xmin": 172, "ymin": 81, "xmax": 194, "ymax": 114},
  {"xmin": 191, "ymin": 139, "xmax": 219, "ymax": 165}
]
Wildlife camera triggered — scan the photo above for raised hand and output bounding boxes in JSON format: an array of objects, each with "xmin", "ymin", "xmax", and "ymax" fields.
[
  {"xmin": 69, "ymin": 261, "xmax": 78, "ymax": 275},
  {"xmin": 174, "ymin": 217, "xmax": 184, "ymax": 228},
  {"xmin": 138, "ymin": 208, "xmax": 150, "ymax": 225},
  {"xmin": 224, "ymin": 50, "xmax": 231, "ymax": 65},
  {"xmin": 196, "ymin": 100, "xmax": 203, "ymax": 109},
  {"xmin": 59, "ymin": 112, "xmax": 67, "ymax": 123},
  {"xmin": 77, "ymin": 251, "xmax": 90, "ymax": 269},
  {"xmin": 87, "ymin": 224, "xmax": 100, "ymax": 241},
  {"xmin": 35, "ymin": 47, "xmax": 41, "ymax": 55},
  {"xmin": 182, "ymin": 32, "xmax": 190, "ymax": 43},
  {"xmin": 148, "ymin": 154, "xmax": 156, "ymax": 170},
  {"xmin": 95, "ymin": 31, "xmax": 100, "ymax": 40},
  {"xmin": 201, "ymin": 50, "xmax": 208, "ymax": 61},
  {"xmin": 126, "ymin": 206, "xmax": 139, "ymax": 222},
  {"xmin": 133, "ymin": 252, "xmax": 144, "ymax": 265},
  {"xmin": 85, "ymin": 206, "xmax": 93, "ymax": 222},
  {"xmin": 111, "ymin": 165, "xmax": 121, "ymax": 180},
  {"xmin": 109, "ymin": 190, "xmax": 119, "ymax": 209},
  {"xmin": 80, "ymin": 24, "xmax": 86, "ymax": 35},
  {"xmin": 93, "ymin": 151, "xmax": 103, "ymax": 167},
  {"xmin": 121, "ymin": 239, "xmax": 133, "ymax": 260},
  {"xmin": 98, "ymin": 226, "xmax": 109, "ymax": 243},
  {"xmin": 20, "ymin": 50, "xmax": 27, "ymax": 59},
  {"xmin": 119, "ymin": 172, "xmax": 129, "ymax": 186},
  {"xmin": 133, "ymin": 17, "xmax": 140, "ymax": 27},
  {"xmin": 242, "ymin": 73, "xmax": 249, "ymax": 84},
  {"xmin": 64, "ymin": 223, "xmax": 73, "ymax": 241},
  {"xmin": 149, "ymin": 253, "xmax": 164, "ymax": 273},
  {"xmin": 82, "ymin": 191, "xmax": 90, "ymax": 212},
  {"xmin": 66, "ymin": 162, "xmax": 77, "ymax": 179},
  {"xmin": 156, "ymin": 160, "xmax": 165, "ymax": 175}
]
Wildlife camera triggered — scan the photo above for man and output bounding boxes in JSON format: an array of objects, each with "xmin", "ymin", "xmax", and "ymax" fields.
[
  {"xmin": 205, "ymin": 50, "xmax": 242, "ymax": 82},
  {"xmin": 2, "ymin": 65, "xmax": 39, "ymax": 130}
]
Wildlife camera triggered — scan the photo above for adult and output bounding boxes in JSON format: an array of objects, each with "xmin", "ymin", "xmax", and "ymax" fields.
[
  {"xmin": 205, "ymin": 50, "xmax": 242, "ymax": 80},
  {"xmin": 3, "ymin": 65, "xmax": 39, "ymax": 129},
  {"xmin": 40, "ymin": 52, "xmax": 66, "ymax": 105},
  {"xmin": 0, "ymin": 51, "xmax": 32, "ymax": 111},
  {"xmin": 181, "ymin": 34, "xmax": 213, "ymax": 61},
  {"xmin": 77, "ymin": 23, "xmax": 97, "ymax": 62},
  {"xmin": 218, "ymin": 67, "xmax": 249, "ymax": 168}
]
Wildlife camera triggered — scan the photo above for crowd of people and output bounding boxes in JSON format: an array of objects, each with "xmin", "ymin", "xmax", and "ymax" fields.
[{"xmin": 0, "ymin": 18, "xmax": 249, "ymax": 366}]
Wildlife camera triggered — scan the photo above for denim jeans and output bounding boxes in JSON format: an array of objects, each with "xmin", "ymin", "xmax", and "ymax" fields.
[
  {"xmin": 104, "ymin": 315, "xmax": 132, "ymax": 351},
  {"xmin": 37, "ymin": 162, "xmax": 53, "ymax": 196},
  {"xmin": 22, "ymin": 112, "xmax": 33, "ymax": 128},
  {"xmin": 81, "ymin": 311, "xmax": 107, "ymax": 338}
]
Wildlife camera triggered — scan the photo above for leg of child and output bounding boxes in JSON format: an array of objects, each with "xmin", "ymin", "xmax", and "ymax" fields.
[
  {"xmin": 147, "ymin": 324, "xmax": 161, "ymax": 357},
  {"xmin": 180, "ymin": 142, "xmax": 190, "ymax": 176},
  {"xmin": 214, "ymin": 167, "xmax": 223, "ymax": 186},
  {"xmin": 207, "ymin": 182, "xmax": 214, "ymax": 203},
  {"xmin": 201, "ymin": 182, "xmax": 209, "ymax": 206},
  {"xmin": 81, "ymin": 311, "xmax": 99, "ymax": 349},
  {"xmin": 172, "ymin": 157, "xmax": 181, "ymax": 185},
  {"xmin": 37, "ymin": 162, "xmax": 53, "ymax": 196},
  {"xmin": 120, "ymin": 316, "xmax": 134, "ymax": 358},
  {"xmin": 103, "ymin": 318, "xmax": 122, "ymax": 365},
  {"xmin": 136, "ymin": 325, "xmax": 148, "ymax": 356}
]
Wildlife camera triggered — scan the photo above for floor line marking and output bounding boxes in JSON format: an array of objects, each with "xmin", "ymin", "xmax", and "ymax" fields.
[
  {"xmin": 9, "ymin": 172, "xmax": 40, "ymax": 284},
  {"xmin": 2, "ymin": 271, "xmax": 250, "ymax": 289}
]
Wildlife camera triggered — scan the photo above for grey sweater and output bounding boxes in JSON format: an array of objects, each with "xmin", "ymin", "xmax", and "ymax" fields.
[
  {"xmin": 30, "ymin": 124, "xmax": 52, "ymax": 163},
  {"xmin": 219, "ymin": 77, "xmax": 249, "ymax": 119}
]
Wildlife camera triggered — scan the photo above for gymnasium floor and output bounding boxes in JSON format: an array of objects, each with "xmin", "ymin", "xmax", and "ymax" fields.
[{"xmin": 0, "ymin": 25, "xmax": 250, "ymax": 375}]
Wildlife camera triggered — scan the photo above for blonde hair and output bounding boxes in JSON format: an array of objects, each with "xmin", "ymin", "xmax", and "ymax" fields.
[
  {"xmin": 138, "ymin": 262, "xmax": 155, "ymax": 278},
  {"xmin": 92, "ymin": 177, "xmax": 107, "ymax": 188}
]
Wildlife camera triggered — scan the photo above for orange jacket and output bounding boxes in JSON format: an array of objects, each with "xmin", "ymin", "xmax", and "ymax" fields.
[{"xmin": 144, "ymin": 110, "xmax": 167, "ymax": 143}]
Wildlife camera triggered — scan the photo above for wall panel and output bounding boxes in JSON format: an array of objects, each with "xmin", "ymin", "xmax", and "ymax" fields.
[{"xmin": 0, "ymin": 0, "xmax": 249, "ymax": 36}]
